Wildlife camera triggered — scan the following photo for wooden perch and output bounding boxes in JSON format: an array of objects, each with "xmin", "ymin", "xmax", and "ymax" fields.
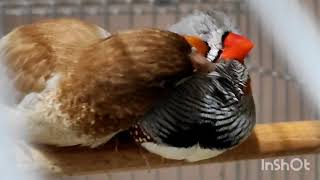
[{"xmin": 21, "ymin": 121, "xmax": 320, "ymax": 175}]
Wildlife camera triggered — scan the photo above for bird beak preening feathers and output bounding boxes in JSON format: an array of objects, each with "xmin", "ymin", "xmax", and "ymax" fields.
[{"xmin": 183, "ymin": 32, "xmax": 254, "ymax": 64}]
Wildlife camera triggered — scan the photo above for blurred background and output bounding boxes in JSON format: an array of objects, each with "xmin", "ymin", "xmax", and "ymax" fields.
[{"xmin": 0, "ymin": 0, "xmax": 319, "ymax": 179}]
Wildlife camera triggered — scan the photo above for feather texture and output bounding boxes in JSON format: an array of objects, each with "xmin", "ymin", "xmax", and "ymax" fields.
[
  {"xmin": 169, "ymin": 11, "xmax": 238, "ymax": 61},
  {"xmin": 2, "ymin": 19, "xmax": 110, "ymax": 98},
  {"xmin": 131, "ymin": 60, "xmax": 255, "ymax": 160},
  {"xmin": 1, "ymin": 19, "xmax": 194, "ymax": 146},
  {"xmin": 57, "ymin": 28, "xmax": 194, "ymax": 137}
]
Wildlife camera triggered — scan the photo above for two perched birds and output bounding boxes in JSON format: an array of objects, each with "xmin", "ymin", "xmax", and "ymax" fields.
[{"xmin": 0, "ymin": 11, "xmax": 255, "ymax": 162}]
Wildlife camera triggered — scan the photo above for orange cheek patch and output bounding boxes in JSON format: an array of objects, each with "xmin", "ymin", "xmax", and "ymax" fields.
[{"xmin": 183, "ymin": 35, "xmax": 210, "ymax": 57}]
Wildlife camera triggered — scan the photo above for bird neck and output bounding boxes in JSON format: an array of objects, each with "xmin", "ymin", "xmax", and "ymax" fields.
[
  {"xmin": 214, "ymin": 60, "xmax": 251, "ymax": 95},
  {"xmin": 243, "ymin": 79, "xmax": 252, "ymax": 95}
]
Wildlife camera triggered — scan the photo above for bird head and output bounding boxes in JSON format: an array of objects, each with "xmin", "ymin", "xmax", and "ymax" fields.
[{"xmin": 170, "ymin": 11, "xmax": 254, "ymax": 64}]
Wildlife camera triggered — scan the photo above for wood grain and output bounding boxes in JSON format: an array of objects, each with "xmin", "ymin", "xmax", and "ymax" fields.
[{"xmin": 20, "ymin": 120, "xmax": 320, "ymax": 176}]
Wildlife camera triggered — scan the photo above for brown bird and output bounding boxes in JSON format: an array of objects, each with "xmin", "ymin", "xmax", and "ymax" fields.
[{"xmin": 0, "ymin": 18, "xmax": 205, "ymax": 147}]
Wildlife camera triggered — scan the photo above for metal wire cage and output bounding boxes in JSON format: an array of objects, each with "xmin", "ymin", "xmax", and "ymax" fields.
[{"xmin": 0, "ymin": 0, "xmax": 319, "ymax": 180}]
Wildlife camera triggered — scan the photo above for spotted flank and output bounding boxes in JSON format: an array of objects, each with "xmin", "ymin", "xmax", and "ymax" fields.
[{"xmin": 129, "ymin": 124, "xmax": 153, "ymax": 144}]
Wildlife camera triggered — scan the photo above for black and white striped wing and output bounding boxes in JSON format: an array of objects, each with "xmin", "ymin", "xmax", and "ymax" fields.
[{"xmin": 138, "ymin": 73, "xmax": 255, "ymax": 150}]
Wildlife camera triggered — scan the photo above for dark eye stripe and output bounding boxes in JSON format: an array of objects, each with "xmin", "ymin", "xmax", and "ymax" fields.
[
  {"xmin": 221, "ymin": 31, "xmax": 231, "ymax": 43},
  {"xmin": 212, "ymin": 49, "xmax": 223, "ymax": 63},
  {"xmin": 210, "ymin": 31, "xmax": 230, "ymax": 63},
  {"xmin": 203, "ymin": 41, "xmax": 210, "ymax": 57}
]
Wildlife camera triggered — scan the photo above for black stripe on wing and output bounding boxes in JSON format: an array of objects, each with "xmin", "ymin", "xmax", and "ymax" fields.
[{"xmin": 139, "ymin": 72, "xmax": 255, "ymax": 149}]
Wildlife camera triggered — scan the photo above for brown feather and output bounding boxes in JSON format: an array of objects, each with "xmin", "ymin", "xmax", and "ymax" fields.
[
  {"xmin": 58, "ymin": 28, "xmax": 193, "ymax": 137},
  {"xmin": 3, "ymin": 18, "xmax": 106, "ymax": 98},
  {"xmin": 2, "ymin": 19, "xmax": 193, "ymax": 138}
]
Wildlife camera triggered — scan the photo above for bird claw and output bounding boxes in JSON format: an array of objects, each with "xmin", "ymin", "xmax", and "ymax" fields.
[{"xmin": 138, "ymin": 146, "xmax": 151, "ymax": 172}]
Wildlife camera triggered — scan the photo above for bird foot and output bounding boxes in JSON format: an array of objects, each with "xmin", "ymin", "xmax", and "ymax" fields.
[{"xmin": 138, "ymin": 147, "xmax": 151, "ymax": 172}]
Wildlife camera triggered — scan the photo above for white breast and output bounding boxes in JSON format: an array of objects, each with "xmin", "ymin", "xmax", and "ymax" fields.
[{"xmin": 141, "ymin": 142, "xmax": 225, "ymax": 162}]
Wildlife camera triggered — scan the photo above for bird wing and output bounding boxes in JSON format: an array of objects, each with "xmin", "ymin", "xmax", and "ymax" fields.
[
  {"xmin": 56, "ymin": 28, "xmax": 195, "ymax": 136},
  {"xmin": 138, "ymin": 72, "xmax": 255, "ymax": 149},
  {"xmin": 0, "ymin": 18, "xmax": 109, "ymax": 100}
]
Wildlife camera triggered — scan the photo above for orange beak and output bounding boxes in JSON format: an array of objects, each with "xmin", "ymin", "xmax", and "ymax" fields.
[
  {"xmin": 183, "ymin": 35, "xmax": 209, "ymax": 57},
  {"xmin": 221, "ymin": 32, "xmax": 254, "ymax": 63}
]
